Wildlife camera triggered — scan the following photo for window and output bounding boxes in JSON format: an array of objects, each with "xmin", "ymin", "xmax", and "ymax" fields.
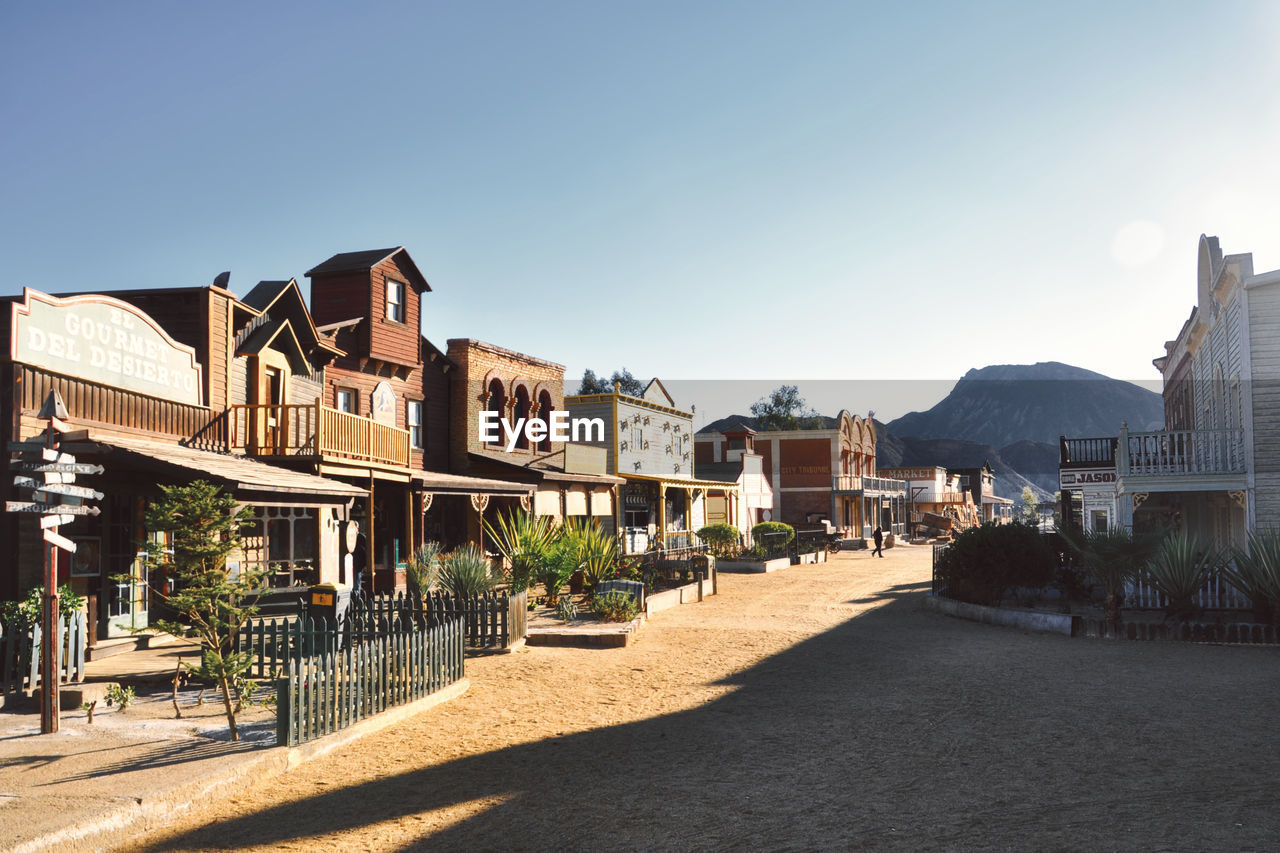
[
  {"xmin": 336, "ymin": 388, "xmax": 355, "ymax": 413},
  {"xmin": 408, "ymin": 400, "xmax": 424, "ymax": 449},
  {"xmin": 485, "ymin": 379, "xmax": 505, "ymax": 445},
  {"xmin": 244, "ymin": 507, "xmax": 318, "ymax": 588},
  {"xmin": 537, "ymin": 390, "xmax": 554, "ymax": 451},
  {"xmin": 386, "ymin": 279, "xmax": 406, "ymax": 323}
]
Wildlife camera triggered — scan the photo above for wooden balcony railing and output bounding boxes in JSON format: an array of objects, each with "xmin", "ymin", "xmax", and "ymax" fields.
[
  {"xmin": 1060, "ymin": 435, "xmax": 1118, "ymax": 468},
  {"xmin": 832, "ymin": 475, "xmax": 906, "ymax": 493},
  {"xmin": 227, "ymin": 401, "xmax": 410, "ymax": 468},
  {"xmin": 1120, "ymin": 428, "xmax": 1244, "ymax": 477}
]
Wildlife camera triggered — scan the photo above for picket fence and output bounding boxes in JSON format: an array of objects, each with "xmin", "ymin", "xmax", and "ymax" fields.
[
  {"xmin": 347, "ymin": 590, "xmax": 528, "ymax": 650},
  {"xmin": 0, "ymin": 612, "xmax": 87, "ymax": 695},
  {"xmin": 276, "ymin": 616, "xmax": 465, "ymax": 746}
]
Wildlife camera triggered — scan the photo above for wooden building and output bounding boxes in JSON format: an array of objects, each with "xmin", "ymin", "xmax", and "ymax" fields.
[
  {"xmin": 693, "ymin": 426, "xmax": 774, "ymax": 543},
  {"xmin": 1, "ymin": 286, "xmax": 364, "ymax": 652},
  {"xmin": 696, "ymin": 411, "xmax": 905, "ymax": 542},
  {"xmin": 566, "ymin": 379, "xmax": 728, "ymax": 554}
]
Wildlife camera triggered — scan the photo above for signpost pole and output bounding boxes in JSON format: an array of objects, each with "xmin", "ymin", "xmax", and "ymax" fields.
[{"xmin": 40, "ymin": 420, "xmax": 59, "ymax": 735}]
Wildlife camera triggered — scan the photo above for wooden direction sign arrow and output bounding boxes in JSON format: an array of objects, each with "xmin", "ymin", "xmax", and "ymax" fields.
[
  {"xmin": 43, "ymin": 529, "xmax": 77, "ymax": 553},
  {"xmin": 32, "ymin": 483, "xmax": 103, "ymax": 501},
  {"xmin": 5, "ymin": 501, "xmax": 100, "ymax": 516},
  {"xmin": 39, "ymin": 513, "xmax": 74, "ymax": 528},
  {"xmin": 16, "ymin": 462, "xmax": 104, "ymax": 475}
]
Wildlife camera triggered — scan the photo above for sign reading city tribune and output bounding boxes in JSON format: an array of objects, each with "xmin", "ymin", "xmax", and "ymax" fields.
[{"xmin": 11, "ymin": 288, "xmax": 203, "ymax": 406}]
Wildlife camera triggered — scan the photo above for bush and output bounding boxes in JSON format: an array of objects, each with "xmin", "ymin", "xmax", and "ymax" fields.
[
  {"xmin": 934, "ymin": 521, "xmax": 1056, "ymax": 606},
  {"xmin": 1226, "ymin": 529, "xmax": 1280, "ymax": 623},
  {"xmin": 751, "ymin": 521, "xmax": 795, "ymax": 544},
  {"xmin": 1143, "ymin": 532, "xmax": 1218, "ymax": 622},
  {"xmin": 406, "ymin": 542, "xmax": 442, "ymax": 597},
  {"xmin": 696, "ymin": 523, "xmax": 740, "ymax": 558},
  {"xmin": 438, "ymin": 545, "xmax": 497, "ymax": 598},
  {"xmin": 750, "ymin": 522, "xmax": 794, "ymax": 559},
  {"xmin": 590, "ymin": 590, "xmax": 640, "ymax": 622}
]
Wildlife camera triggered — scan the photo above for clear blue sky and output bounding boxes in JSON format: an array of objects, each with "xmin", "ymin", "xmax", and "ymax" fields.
[{"xmin": 4, "ymin": 1, "xmax": 1278, "ymax": 420}]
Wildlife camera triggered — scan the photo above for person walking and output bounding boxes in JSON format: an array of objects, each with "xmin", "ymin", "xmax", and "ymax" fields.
[{"xmin": 872, "ymin": 526, "xmax": 884, "ymax": 557}]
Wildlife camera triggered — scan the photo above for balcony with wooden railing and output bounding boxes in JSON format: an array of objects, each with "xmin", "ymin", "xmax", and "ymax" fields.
[
  {"xmin": 832, "ymin": 475, "xmax": 907, "ymax": 494},
  {"xmin": 1120, "ymin": 428, "xmax": 1245, "ymax": 478},
  {"xmin": 226, "ymin": 401, "xmax": 410, "ymax": 469}
]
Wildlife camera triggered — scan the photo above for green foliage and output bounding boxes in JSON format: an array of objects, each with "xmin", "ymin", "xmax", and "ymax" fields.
[
  {"xmin": 145, "ymin": 480, "xmax": 266, "ymax": 742},
  {"xmin": 749, "ymin": 385, "xmax": 823, "ymax": 430},
  {"xmin": 1060, "ymin": 525, "xmax": 1164, "ymax": 624},
  {"xmin": 537, "ymin": 537, "xmax": 580, "ymax": 605},
  {"xmin": 750, "ymin": 521, "xmax": 794, "ymax": 558},
  {"xmin": 589, "ymin": 590, "xmax": 640, "ymax": 622},
  {"xmin": 751, "ymin": 521, "xmax": 795, "ymax": 544},
  {"xmin": 934, "ymin": 521, "xmax": 1056, "ymax": 606},
  {"xmin": 579, "ymin": 367, "xmax": 645, "ymax": 396},
  {"xmin": 555, "ymin": 595, "xmax": 578, "ymax": 624},
  {"xmin": 485, "ymin": 510, "xmax": 556, "ymax": 593},
  {"xmin": 105, "ymin": 683, "xmax": 135, "ymax": 710},
  {"xmin": 563, "ymin": 518, "xmax": 619, "ymax": 589},
  {"xmin": 1226, "ymin": 529, "xmax": 1280, "ymax": 621},
  {"xmin": 1143, "ymin": 533, "xmax": 1219, "ymax": 622},
  {"xmin": 438, "ymin": 544, "xmax": 498, "ymax": 598},
  {"xmin": 696, "ymin": 523, "xmax": 740, "ymax": 558},
  {"xmin": 1019, "ymin": 487, "xmax": 1039, "ymax": 523},
  {"xmin": 1, "ymin": 583, "xmax": 85, "ymax": 627},
  {"xmin": 405, "ymin": 542, "xmax": 443, "ymax": 597}
]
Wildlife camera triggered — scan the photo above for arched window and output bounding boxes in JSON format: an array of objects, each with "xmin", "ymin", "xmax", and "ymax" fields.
[
  {"xmin": 513, "ymin": 385, "xmax": 531, "ymax": 450},
  {"xmin": 485, "ymin": 379, "xmax": 506, "ymax": 445},
  {"xmin": 538, "ymin": 390, "xmax": 554, "ymax": 452}
]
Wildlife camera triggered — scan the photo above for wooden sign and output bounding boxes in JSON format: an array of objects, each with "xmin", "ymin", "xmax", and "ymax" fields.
[
  {"xmin": 15, "ymin": 462, "xmax": 103, "ymax": 475},
  {"xmin": 5, "ymin": 502, "xmax": 100, "ymax": 516},
  {"xmin": 11, "ymin": 288, "xmax": 203, "ymax": 405},
  {"xmin": 32, "ymin": 483, "xmax": 104, "ymax": 501},
  {"xmin": 42, "ymin": 529, "xmax": 77, "ymax": 553},
  {"xmin": 39, "ymin": 514, "xmax": 75, "ymax": 528}
]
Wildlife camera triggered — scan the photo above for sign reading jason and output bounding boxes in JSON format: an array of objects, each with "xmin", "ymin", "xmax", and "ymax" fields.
[{"xmin": 12, "ymin": 288, "xmax": 203, "ymax": 406}]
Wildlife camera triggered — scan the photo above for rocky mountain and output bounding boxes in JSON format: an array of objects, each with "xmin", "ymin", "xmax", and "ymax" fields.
[
  {"xmin": 886, "ymin": 362, "xmax": 1163, "ymax": 447},
  {"xmin": 873, "ymin": 426, "xmax": 1052, "ymax": 500}
]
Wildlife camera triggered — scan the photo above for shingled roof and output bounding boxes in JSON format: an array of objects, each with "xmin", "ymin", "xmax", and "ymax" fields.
[{"xmin": 304, "ymin": 247, "xmax": 430, "ymax": 291}]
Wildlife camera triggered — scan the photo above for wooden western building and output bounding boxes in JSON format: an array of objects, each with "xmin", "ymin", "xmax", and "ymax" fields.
[
  {"xmin": 696, "ymin": 411, "xmax": 906, "ymax": 542},
  {"xmin": 566, "ymin": 379, "xmax": 727, "ymax": 554},
  {"xmin": 0, "ymin": 286, "xmax": 363, "ymax": 653}
]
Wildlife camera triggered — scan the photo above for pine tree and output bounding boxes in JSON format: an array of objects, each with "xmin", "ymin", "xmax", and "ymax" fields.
[{"xmin": 144, "ymin": 480, "xmax": 266, "ymax": 741}]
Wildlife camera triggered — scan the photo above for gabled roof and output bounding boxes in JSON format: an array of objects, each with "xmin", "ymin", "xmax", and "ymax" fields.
[
  {"xmin": 641, "ymin": 377, "xmax": 674, "ymax": 406},
  {"xmin": 304, "ymin": 247, "xmax": 431, "ymax": 292},
  {"xmin": 241, "ymin": 278, "xmax": 342, "ymax": 359}
]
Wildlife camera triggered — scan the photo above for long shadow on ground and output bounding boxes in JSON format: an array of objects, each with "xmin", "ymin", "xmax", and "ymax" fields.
[{"xmin": 141, "ymin": 591, "xmax": 1280, "ymax": 851}]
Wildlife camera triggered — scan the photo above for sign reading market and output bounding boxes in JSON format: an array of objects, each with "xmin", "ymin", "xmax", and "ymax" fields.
[{"xmin": 11, "ymin": 288, "xmax": 204, "ymax": 406}]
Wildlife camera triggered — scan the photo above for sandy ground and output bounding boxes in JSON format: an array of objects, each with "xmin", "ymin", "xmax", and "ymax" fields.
[{"xmin": 122, "ymin": 545, "xmax": 1280, "ymax": 852}]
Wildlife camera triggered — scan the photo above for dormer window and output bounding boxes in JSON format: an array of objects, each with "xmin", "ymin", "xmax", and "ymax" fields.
[{"xmin": 386, "ymin": 278, "xmax": 406, "ymax": 323}]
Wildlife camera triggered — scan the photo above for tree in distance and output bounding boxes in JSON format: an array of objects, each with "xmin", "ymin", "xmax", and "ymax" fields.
[
  {"xmin": 750, "ymin": 385, "xmax": 823, "ymax": 430},
  {"xmin": 578, "ymin": 368, "xmax": 645, "ymax": 396}
]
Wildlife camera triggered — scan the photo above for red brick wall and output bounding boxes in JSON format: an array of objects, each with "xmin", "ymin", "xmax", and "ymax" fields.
[{"xmin": 777, "ymin": 437, "xmax": 831, "ymax": 488}]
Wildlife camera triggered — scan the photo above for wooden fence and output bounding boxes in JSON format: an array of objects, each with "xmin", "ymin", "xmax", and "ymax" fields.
[
  {"xmin": 1126, "ymin": 570, "xmax": 1252, "ymax": 611},
  {"xmin": 1, "ymin": 612, "xmax": 87, "ymax": 695},
  {"xmin": 347, "ymin": 590, "xmax": 527, "ymax": 651},
  {"xmin": 276, "ymin": 616, "xmax": 465, "ymax": 746}
]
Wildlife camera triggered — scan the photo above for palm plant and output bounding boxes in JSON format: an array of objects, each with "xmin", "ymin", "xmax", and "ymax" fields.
[
  {"xmin": 405, "ymin": 542, "xmax": 443, "ymax": 598},
  {"xmin": 1143, "ymin": 533, "xmax": 1219, "ymax": 623},
  {"xmin": 1061, "ymin": 525, "xmax": 1163, "ymax": 625},
  {"xmin": 438, "ymin": 544, "xmax": 497, "ymax": 599},
  {"xmin": 537, "ymin": 537, "xmax": 581, "ymax": 605},
  {"xmin": 485, "ymin": 510, "xmax": 555, "ymax": 592},
  {"xmin": 1225, "ymin": 529, "xmax": 1280, "ymax": 623}
]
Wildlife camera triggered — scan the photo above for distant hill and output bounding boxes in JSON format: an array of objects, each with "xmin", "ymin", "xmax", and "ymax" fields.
[
  {"xmin": 873, "ymin": 426, "xmax": 1051, "ymax": 500},
  {"xmin": 886, "ymin": 362, "xmax": 1163, "ymax": 447},
  {"xmin": 699, "ymin": 414, "xmax": 839, "ymax": 433}
]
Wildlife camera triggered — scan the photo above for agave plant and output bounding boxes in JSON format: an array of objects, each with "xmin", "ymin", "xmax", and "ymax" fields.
[
  {"xmin": 561, "ymin": 517, "xmax": 619, "ymax": 589},
  {"xmin": 438, "ymin": 544, "xmax": 497, "ymax": 599},
  {"xmin": 1225, "ymin": 529, "xmax": 1280, "ymax": 623},
  {"xmin": 405, "ymin": 542, "xmax": 443, "ymax": 598},
  {"xmin": 1143, "ymin": 533, "xmax": 1219, "ymax": 623},
  {"xmin": 484, "ymin": 510, "xmax": 555, "ymax": 592}
]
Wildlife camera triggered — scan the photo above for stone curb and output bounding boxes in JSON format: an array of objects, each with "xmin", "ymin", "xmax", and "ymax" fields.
[
  {"xmin": 13, "ymin": 678, "xmax": 471, "ymax": 853},
  {"xmin": 921, "ymin": 593, "xmax": 1073, "ymax": 636}
]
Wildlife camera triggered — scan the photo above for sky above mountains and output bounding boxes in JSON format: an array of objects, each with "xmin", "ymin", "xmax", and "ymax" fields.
[{"xmin": 3, "ymin": 1, "xmax": 1279, "ymax": 419}]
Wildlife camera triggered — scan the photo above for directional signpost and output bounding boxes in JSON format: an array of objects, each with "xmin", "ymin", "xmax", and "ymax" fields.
[{"xmin": 4, "ymin": 390, "xmax": 101, "ymax": 734}]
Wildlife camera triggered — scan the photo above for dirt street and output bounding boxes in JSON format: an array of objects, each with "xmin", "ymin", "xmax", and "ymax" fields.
[{"xmin": 128, "ymin": 545, "xmax": 1280, "ymax": 851}]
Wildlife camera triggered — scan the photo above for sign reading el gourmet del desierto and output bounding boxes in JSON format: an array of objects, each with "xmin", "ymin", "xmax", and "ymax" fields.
[{"xmin": 12, "ymin": 288, "xmax": 203, "ymax": 406}]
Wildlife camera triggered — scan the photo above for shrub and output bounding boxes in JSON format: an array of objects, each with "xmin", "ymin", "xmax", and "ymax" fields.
[
  {"xmin": 1143, "ymin": 533, "xmax": 1218, "ymax": 622},
  {"xmin": 1060, "ymin": 525, "xmax": 1164, "ymax": 624},
  {"xmin": 485, "ymin": 510, "xmax": 556, "ymax": 593},
  {"xmin": 563, "ymin": 518, "xmax": 619, "ymax": 588},
  {"xmin": 696, "ymin": 523, "xmax": 740, "ymax": 558},
  {"xmin": 555, "ymin": 596, "xmax": 578, "ymax": 624},
  {"xmin": 406, "ymin": 542, "xmax": 442, "ymax": 597},
  {"xmin": 537, "ymin": 537, "xmax": 580, "ymax": 605},
  {"xmin": 1, "ymin": 583, "xmax": 85, "ymax": 628},
  {"xmin": 750, "ymin": 522, "xmax": 794, "ymax": 559},
  {"xmin": 751, "ymin": 521, "xmax": 794, "ymax": 544},
  {"xmin": 1226, "ymin": 529, "xmax": 1280, "ymax": 623},
  {"xmin": 934, "ymin": 521, "xmax": 1056, "ymax": 606},
  {"xmin": 590, "ymin": 591, "xmax": 640, "ymax": 622},
  {"xmin": 438, "ymin": 545, "xmax": 497, "ymax": 598}
]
